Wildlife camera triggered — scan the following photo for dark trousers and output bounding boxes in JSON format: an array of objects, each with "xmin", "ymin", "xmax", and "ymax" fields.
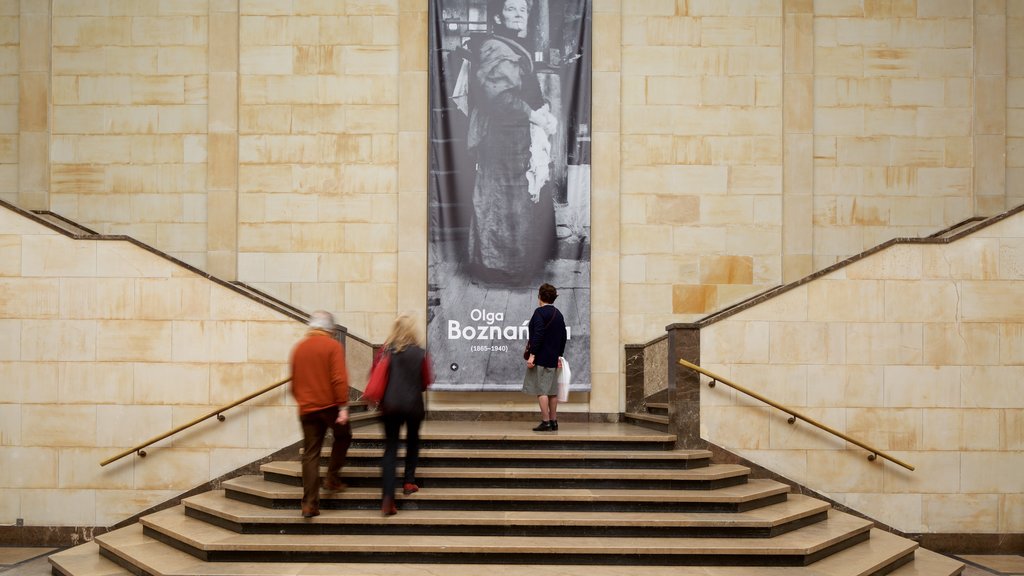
[
  {"xmin": 299, "ymin": 406, "xmax": 352, "ymax": 510},
  {"xmin": 381, "ymin": 412, "xmax": 422, "ymax": 499}
]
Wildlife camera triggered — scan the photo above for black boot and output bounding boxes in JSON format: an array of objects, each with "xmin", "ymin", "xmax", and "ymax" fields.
[
  {"xmin": 532, "ymin": 420, "xmax": 553, "ymax": 431},
  {"xmin": 550, "ymin": 420, "xmax": 558, "ymax": 431}
]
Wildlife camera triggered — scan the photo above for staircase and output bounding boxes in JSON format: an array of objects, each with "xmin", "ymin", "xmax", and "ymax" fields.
[
  {"xmin": 624, "ymin": 399, "xmax": 670, "ymax": 431},
  {"xmin": 49, "ymin": 421, "xmax": 963, "ymax": 576}
]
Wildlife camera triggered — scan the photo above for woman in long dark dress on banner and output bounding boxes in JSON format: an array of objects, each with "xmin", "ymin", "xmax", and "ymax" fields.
[{"xmin": 467, "ymin": 0, "xmax": 558, "ymax": 284}]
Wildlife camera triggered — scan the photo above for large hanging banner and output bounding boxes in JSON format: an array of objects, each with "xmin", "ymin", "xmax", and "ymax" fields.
[{"xmin": 427, "ymin": 0, "xmax": 592, "ymax": 392}]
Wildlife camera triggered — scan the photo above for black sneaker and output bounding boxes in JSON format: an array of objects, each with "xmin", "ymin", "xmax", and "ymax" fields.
[
  {"xmin": 532, "ymin": 421, "xmax": 553, "ymax": 432},
  {"xmin": 550, "ymin": 420, "xmax": 558, "ymax": 431}
]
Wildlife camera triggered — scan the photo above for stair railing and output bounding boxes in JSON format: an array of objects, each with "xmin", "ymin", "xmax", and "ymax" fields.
[
  {"xmin": 677, "ymin": 358, "xmax": 915, "ymax": 472},
  {"xmin": 100, "ymin": 377, "xmax": 292, "ymax": 466}
]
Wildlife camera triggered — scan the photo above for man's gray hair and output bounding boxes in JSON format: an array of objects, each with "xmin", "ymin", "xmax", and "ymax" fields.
[{"xmin": 308, "ymin": 310, "xmax": 335, "ymax": 331}]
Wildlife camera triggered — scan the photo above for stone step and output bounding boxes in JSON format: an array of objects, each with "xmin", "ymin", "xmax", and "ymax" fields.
[
  {"xmin": 184, "ymin": 490, "xmax": 828, "ymax": 538},
  {"xmin": 224, "ymin": 474, "xmax": 790, "ymax": 513},
  {"xmin": 138, "ymin": 505, "xmax": 874, "ymax": 565},
  {"xmin": 68, "ymin": 523, "xmax": 956, "ymax": 576},
  {"xmin": 887, "ymin": 547, "xmax": 965, "ymax": 576},
  {"xmin": 349, "ymin": 420, "xmax": 677, "ymax": 451},
  {"xmin": 328, "ymin": 447, "xmax": 712, "ymax": 469},
  {"xmin": 645, "ymin": 402, "xmax": 670, "ymax": 415},
  {"xmin": 54, "ymin": 525, "xmax": 960, "ymax": 576},
  {"xmin": 49, "ymin": 542, "xmax": 130, "ymax": 576},
  {"xmin": 260, "ymin": 460, "xmax": 750, "ymax": 491},
  {"xmin": 622, "ymin": 412, "xmax": 670, "ymax": 432}
]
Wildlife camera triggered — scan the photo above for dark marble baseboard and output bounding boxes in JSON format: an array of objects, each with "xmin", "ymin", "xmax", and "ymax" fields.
[{"xmin": 424, "ymin": 410, "xmax": 619, "ymax": 423}]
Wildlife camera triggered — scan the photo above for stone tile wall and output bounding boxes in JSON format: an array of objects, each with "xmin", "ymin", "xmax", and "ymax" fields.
[
  {"xmin": 1010, "ymin": 1, "xmax": 1024, "ymax": 208},
  {"xmin": 700, "ymin": 210, "xmax": 1024, "ymax": 534},
  {"xmin": 236, "ymin": 0, "xmax": 399, "ymax": 341},
  {"xmin": 0, "ymin": 205, "xmax": 361, "ymax": 527},
  {"xmin": 620, "ymin": 1, "xmax": 784, "ymax": 341},
  {"xmin": 0, "ymin": 3, "xmax": 16, "ymax": 205}
]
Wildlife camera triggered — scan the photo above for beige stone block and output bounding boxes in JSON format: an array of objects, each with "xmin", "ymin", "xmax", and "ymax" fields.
[
  {"xmin": 916, "ymin": 108, "xmax": 972, "ymax": 137},
  {"xmin": 883, "ymin": 280, "xmax": 959, "ymax": 322},
  {"xmin": 22, "ymin": 234, "xmax": 97, "ymax": 276},
  {"xmin": 670, "ymin": 226, "xmax": 725, "ymax": 256},
  {"xmin": 247, "ymin": 405, "xmax": 301, "ymax": 448},
  {"xmin": 0, "ymin": 447, "xmax": 57, "ymax": 488},
  {"xmin": 962, "ymin": 282, "xmax": 1024, "ymax": 322},
  {"xmin": 620, "ymin": 223, "xmax": 673, "ymax": 255},
  {"xmin": 20, "ymin": 489, "xmax": 96, "ymax": 525},
  {"xmin": 96, "ymin": 320, "xmax": 173, "ymax": 362},
  {"xmin": 846, "ymin": 323, "xmax": 923, "ymax": 365},
  {"xmin": 700, "ymin": 255, "xmax": 753, "ymax": 284},
  {"xmin": 702, "ymin": 406, "xmax": 770, "ymax": 449},
  {"xmin": 21, "ymin": 319, "xmax": 97, "ymax": 362},
  {"xmin": 770, "ymin": 322, "xmax": 845, "ymax": 364},
  {"xmin": 923, "ymin": 322, "xmax": 1000, "ymax": 366},
  {"xmin": 807, "ymin": 364, "xmax": 884, "ymax": 408},
  {"xmin": 58, "ymin": 448, "xmax": 133, "ymax": 490},
  {"xmin": 807, "ymin": 279, "xmax": 884, "ymax": 322},
  {"xmin": 663, "ymin": 282, "xmax": 712, "ymax": 313},
  {"xmin": 963, "ymin": 409, "xmax": 1002, "ymax": 450},
  {"xmin": 0, "ymin": 402, "xmax": 18, "ymax": 447},
  {"xmin": 1003, "ymin": 494, "xmax": 1024, "ymax": 531},
  {"xmin": 845, "ymin": 407, "xmax": 921, "ymax": 452},
  {"xmin": 1000, "ymin": 237, "xmax": 1024, "ymax": 280},
  {"xmin": 1001, "ymin": 323, "xmax": 1024, "ymax": 365},
  {"xmin": 0, "ymin": 278, "xmax": 59, "ymax": 319},
  {"xmin": 209, "ymin": 362, "xmax": 290, "ymax": 407},
  {"xmin": 171, "ymin": 321, "xmax": 247, "ymax": 364},
  {"xmin": 58, "ymin": 362, "xmax": 132, "ymax": 405},
  {"xmin": 247, "ymin": 323, "xmax": 305, "ymax": 364},
  {"xmin": 921, "ymin": 491, "xmax": 999, "ymax": 532},
  {"xmin": 241, "ymin": 46, "xmax": 293, "ymax": 75},
  {"xmin": 701, "ymin": 321, "xmax": 770, "ymax": 364},
  {"xmin": 259, "ymin": 254, "xmax": 317, "ymax": 284},
  {"xmin": 157, "ymin": 104, "xmax": 207, "ymax": 134},
  {"xmin": 0, "ymin": 361, "xmax": 59, "ymax": 403},
  {"xmin": 95, "ymin": 242, "xmax": 176, "ymax": 278},
  {"xmin": 961, "ymin": 451, "xmax": 1024, "ymax": 493},
  {"xmin": 963, "ymin": 366, "xmax": 1024, "ymax": 408},
  {"xmin": 837, "ymin": 137, "xmax": 891, "ymax": 166},
  {"xmin": 133, "ymin": 448, "xmax": 211, "ymax": 490},
  {"xmin": 883, "ymin": 365, "xmax": 961, "ymax": 408},
  {"xmin": 976, "ymin": 78, "xmax": 1007, "ymax": 136},
  {"xmin": 843, "ymin": 241, "xmax": 925, "ymax": 280},
  {"xmin": 131, "ymin": 76, "xmax": 185, "ymax": 105},
  {"xmin": 95, "ymin": 404, "xmax": 173, "ymax": 449},
  {"xmin": 94, "ymin": 489, "xmax": 178, "ymax": 526},
  {"xmin": 22, "ymin": 405, "xmax": 96, "ymax": 447},
  {"xmin": 59, "ymin": 277, "xmax": 136, "ymax": 320},
  {"xmin": 167, "ymin": 404, "xmax": 250, "ymax": 449},
  {"xmin": 921, "ymin": 238, "xmax": 999, "ymax": 280},
  {"xmin": 806, "ymin": 448, "xmax": 887, "ymax": 492}
]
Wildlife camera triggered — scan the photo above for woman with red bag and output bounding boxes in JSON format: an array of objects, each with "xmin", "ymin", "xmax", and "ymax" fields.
[{"xmin": 373, "ymin": 314, "xmax": 433, "ymax": 516}]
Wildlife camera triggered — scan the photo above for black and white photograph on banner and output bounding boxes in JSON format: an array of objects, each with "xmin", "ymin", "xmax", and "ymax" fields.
[{"xmin": 427, "ymin": 0, "xmax": 592, "ymax": 392}]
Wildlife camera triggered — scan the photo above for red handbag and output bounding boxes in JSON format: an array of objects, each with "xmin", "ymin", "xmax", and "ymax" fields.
[{"xmin": 362, "ymin": 350, "xmax": 390, "ymax": 404}]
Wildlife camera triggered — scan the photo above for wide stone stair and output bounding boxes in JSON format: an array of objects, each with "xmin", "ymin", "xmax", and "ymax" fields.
[{"xmin": 49, "ymin": 421, "xmax": 963, "ymax": 575}]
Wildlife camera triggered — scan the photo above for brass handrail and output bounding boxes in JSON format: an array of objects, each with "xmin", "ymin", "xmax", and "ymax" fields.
[
  {"xmin": 677, "ymin": 359, "xmax": 915, "ymax": 472},
  {"xmin": 100, "ymin": 377, "xmax": 291, "ymax": 467}
]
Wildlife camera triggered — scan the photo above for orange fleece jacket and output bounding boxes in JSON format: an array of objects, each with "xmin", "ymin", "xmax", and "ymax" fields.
[{"xmin": 290, "ymin": 330, "xmax": 349, "ymax": 415}]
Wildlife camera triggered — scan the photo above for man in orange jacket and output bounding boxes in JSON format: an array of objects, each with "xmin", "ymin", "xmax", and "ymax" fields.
[{"xmin": 290, "ymin": 310, "xmax": 352, "ymax": 518}]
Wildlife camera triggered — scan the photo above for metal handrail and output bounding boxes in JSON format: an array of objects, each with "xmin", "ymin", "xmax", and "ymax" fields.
[
  {"xmin": 677, "ymin": 359, "xmax": 915, "ymax": 471},
  {"xmin": 100, "ymin": 377, "xmax": 291, "ymax": 467}
]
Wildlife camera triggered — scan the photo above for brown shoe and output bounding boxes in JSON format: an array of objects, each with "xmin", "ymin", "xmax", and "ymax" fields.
[
  {"xmin": 322, "ymin": 477, "xmax": 347, "ymax": 492},
  {"xmin": 301, "ymin": 505, "xmax": 320, "ymax": 518},
  {"xmin": 381, "ymin": 496, "xmax": 397, "ymax": 516}
]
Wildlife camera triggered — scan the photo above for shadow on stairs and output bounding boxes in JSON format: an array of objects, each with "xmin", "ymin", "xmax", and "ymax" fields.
[{"xmin": 49, "ymin": 420, "xmax": 963, "ymax": 576}]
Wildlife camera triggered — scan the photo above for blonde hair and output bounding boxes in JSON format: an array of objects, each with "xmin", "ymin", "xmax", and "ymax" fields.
[{"xmin": 384, "ymin": 314, "xmax": 422, "ymax": 353}]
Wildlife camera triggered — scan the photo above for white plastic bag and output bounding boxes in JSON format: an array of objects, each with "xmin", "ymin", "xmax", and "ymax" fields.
[{"xmin": 557, "ymin": 356, "xmax": 571, "ymax": 402}]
